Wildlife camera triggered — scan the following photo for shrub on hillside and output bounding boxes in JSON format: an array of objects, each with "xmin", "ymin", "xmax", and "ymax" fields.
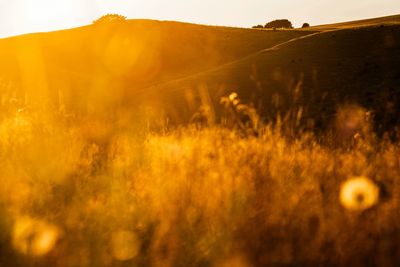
[
  {"xmin": 93, "ymin": 14, "xmax": 127, "ymax": 24},
  {"xmin": 265, "ymin": 19, "xmax": 293, "ymax": 29},
  {"xmin": 252, "ymin": 24, "xmax": 264, "ymax": 29},
  {"xmin": 302, "ymin": 23, "xmax": 310, "ymax": 28}
]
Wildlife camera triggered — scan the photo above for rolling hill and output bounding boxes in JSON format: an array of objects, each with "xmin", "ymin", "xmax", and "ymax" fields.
[
  {"xmin": 0, "ymin": 15, "xmax": 399, "ymax": 131},
  {"xmin": 0, "ymin": 20, "xmax": 313, "ymax": 115}
]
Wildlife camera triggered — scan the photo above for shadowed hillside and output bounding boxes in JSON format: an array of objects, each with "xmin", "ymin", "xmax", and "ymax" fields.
[{"xmin": 144, "ymin": 24, "xmax": 400, "ymax": 132}]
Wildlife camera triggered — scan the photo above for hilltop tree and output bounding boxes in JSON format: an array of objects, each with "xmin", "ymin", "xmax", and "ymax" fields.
[
  {"xmin": 265, "ymin": 19, "xmax": 293, "ymax": 29},
  {"xmin": 93, "ymin": 14, "xmax": 127, "ymax": 24},
  {"xmin": 302, "ymin": 23, "xmax": 310, "ymax": 28}
]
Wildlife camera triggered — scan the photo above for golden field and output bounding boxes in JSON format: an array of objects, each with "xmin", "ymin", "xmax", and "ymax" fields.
[
  {"xmin": 0, "ymin": 95, "xmax": 400, "ymax": 266},
  {"xmin": 0, "ymin": 15, "xmax": 400, "ymax": 266}
]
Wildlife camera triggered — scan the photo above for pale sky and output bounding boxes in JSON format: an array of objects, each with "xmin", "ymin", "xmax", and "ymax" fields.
[{"xmin": 0, "ymin": 0, "xmax": 399, "ymax": 38}]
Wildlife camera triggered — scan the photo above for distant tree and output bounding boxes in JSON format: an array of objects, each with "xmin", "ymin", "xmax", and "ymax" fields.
[
  {"xmin": 264, "ymin": 19, "xmax": 293, "ymax": 29},
  {"xmin": 252, "ymin": 25, "xmax": 264, "ymax": 29},
  {"xmin": 93, "ymin": 14, "xmax": 127, "ymax": 24},
  {"xmin": 302, "ymin": 23, "xmax": 310, "ymax": 28}
]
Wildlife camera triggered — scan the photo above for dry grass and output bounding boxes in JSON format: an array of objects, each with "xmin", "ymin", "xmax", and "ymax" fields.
[{"xmin": 0, "ymin": 100, "xmax": 400, "ymax": 267}]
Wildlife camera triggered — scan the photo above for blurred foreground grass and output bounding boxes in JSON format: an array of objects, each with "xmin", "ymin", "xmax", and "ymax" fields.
[{"xmin": 0, "ymin": 98, "xmax": 400, "ymax": 267}]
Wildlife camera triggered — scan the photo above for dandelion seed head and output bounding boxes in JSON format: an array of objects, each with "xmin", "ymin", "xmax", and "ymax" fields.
[
  {"xmin": 111, "ymin": 230, "xmax": 139, "ymax": 261},
  {"xmin": 340, "ymin": 176, "xmax": 379, "ymax": 211},
  {"xmin": 31, "ymin": 226, "xmax": 59, "ymax": 256},
  {"xmin": 12, "ymin": 216, "xmax": 60, "ymax": 256}
]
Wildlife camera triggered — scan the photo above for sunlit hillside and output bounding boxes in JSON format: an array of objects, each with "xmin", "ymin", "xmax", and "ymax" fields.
[
  {"xmin": 0, "ymin": 20, "xmax": 313, "ymax": 115},
  {"xmin": 1, "ymin": 14, "xmax": 400, "ymax": 267}
]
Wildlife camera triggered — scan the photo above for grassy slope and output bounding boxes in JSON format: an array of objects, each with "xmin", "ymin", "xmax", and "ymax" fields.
[
  {"xmin": 144, "ymin": 19, "xmax": 400, "ymax": 129},
  {"xmin": 0, "ymin": 20, "xmax": 313, "ymax": 112},
  {"xmin": 311, "ymin": 14, "xmax": 400, "ymax": 30}
]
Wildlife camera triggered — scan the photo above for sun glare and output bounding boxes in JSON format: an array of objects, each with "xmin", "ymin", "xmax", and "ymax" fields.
[{"xmin": 15, "ymin": 0, "xmax": 86, "ymax": 34}]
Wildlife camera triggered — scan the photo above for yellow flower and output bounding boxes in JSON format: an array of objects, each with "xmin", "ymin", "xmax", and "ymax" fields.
[{"xmin": 340, "ymin": 176, "xmax": 379, "ymax": 211}]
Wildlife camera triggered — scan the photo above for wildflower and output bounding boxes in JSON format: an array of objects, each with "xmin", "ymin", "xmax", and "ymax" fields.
[{"xmin": 339, "ymin": 176, "xmax": 379, "ymax": 211}]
